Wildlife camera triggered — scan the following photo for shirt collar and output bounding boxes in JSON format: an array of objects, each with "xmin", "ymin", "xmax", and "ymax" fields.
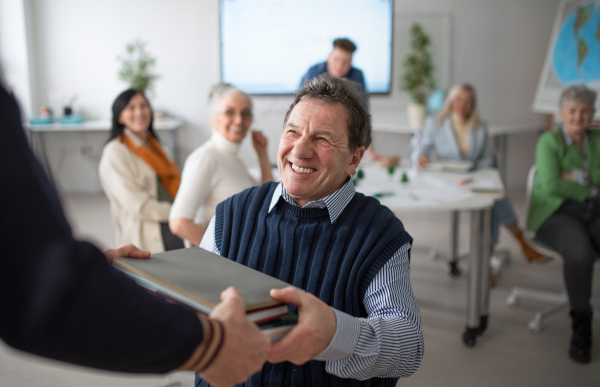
[
  {"xmin": 561, "ymin": 126, "xmax": 591, "ymax": 147},
  {"xmin": 268, "ymin": 178, "xmax": 356, "ymax": 224},
  {"xmin": 211, "ymin": 129, "xmax": 241, "ymax": 155}
]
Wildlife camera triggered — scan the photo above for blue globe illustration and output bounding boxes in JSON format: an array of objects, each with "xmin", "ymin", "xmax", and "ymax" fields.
[{"xmin": 552, "ymin": 3, "xmax": 600, "ymax": 85}]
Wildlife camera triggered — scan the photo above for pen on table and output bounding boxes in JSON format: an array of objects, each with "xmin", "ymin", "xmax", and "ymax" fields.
[
  {"xmin": 458, "ymin": 178, "xmax": 473, "ymax": 186},
  {"xmin": 408, "ymin": 192, "xmax": 419, "ymax": 201}
]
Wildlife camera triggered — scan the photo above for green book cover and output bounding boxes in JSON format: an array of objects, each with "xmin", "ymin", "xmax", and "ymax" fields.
[{"xmin": 113, "ymin": 246, "xmax": 292, "ymax": 316}]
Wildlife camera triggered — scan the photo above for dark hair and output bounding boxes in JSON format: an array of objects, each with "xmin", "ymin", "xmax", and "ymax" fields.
[
  {"xmin": 283, "ymin": 74, "xmax": 371, "ymax": 152},
  {"xmin": 333, "ymin": 38, "xmax": 357, "ymax": 53},
  {"xmin": 109, "ymin": 89, "xmax": 157, "ymax": 142}
]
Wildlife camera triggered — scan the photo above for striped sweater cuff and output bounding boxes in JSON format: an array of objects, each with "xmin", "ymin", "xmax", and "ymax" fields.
[
  {"xmin": 313, "ymin": 309, "xmax": 360, "ymax": 361},
  {"xmin": 176, "ymin": 314, "xmax": 225, "ymax": 372}
]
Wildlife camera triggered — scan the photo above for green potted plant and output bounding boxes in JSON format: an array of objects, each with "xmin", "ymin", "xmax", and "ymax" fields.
[
  {"xmin": 401, "ymin": 23, "xmax": 436, "ymax": 130},
  {"xmin": 117, "ymin": 39, "xmax": 160, "ymax": 93}
]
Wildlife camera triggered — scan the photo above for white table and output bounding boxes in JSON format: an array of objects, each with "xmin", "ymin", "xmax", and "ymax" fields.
[
  {"xmin": 370, "ymin": 108, "xmax": 542, "ymax": 183},
  {"xmin": 355, "ymin": 162, "xmax": 505, "ymax": 346},
  {"xmin": 25, "ymin": 118, "xmax": 183, "ymax": 188}
]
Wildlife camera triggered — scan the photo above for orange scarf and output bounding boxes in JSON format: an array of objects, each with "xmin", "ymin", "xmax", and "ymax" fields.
[{"xmin": 120, "ymin": 134, "xmax": 180, "ymax": 199}]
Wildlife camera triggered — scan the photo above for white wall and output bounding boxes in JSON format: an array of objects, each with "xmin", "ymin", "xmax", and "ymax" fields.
[
  {"xmin": 0, "ymin": 0, "xmax": 35, "ymax": 117},
  {"xmin": 5, "ymin": 0, "xmax": 559, "ymax": 191}
]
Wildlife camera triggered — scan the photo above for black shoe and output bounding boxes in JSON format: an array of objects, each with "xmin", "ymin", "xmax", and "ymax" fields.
[
  {"xmin": 569, "ymin": 310, "xmax": 592, "ymax": 364},
  {"xmin": 449, "ymin": 261, "xmax": 461, "ymax": 277}
]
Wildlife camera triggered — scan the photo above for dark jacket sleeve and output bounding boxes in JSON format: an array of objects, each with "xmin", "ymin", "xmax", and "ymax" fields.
[{"xmin": 0, "ymin": 85, "xmax": 203, "ymax": 373}]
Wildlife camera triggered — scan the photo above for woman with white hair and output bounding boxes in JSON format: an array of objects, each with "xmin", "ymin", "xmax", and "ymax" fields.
[
  {"xmin": 530, "ymin": 85, "xmax": 599, "ymax": 364},
  {"xmin": 169, "ymin": 83, "xmax": 274, "ymax": 246},
  {"xmin": 417, "ymin": 83, "xmax": 548, "ymax": 276}
]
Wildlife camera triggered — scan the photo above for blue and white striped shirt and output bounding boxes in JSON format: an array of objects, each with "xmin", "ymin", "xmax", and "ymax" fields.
[{"xmin": 200, "ymin": 179, "xmax": 424, "ymax": 379}]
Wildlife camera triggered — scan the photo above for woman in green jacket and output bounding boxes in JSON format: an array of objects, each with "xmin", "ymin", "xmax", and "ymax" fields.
[{"xmin": 531, "ymin": 85, "xmax": 600, "ymax": 364}]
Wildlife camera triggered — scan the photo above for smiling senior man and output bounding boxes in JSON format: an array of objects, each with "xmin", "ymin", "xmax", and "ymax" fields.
[{"xmin": 198, "ymin": 74, "xmax": 424, "ymax": 387}]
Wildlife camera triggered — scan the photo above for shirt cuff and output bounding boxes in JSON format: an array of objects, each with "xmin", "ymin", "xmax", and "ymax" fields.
[
  {"xmin": 313, "ymin": 309, "xmax": 360, "ymax": 361},
  {"xmin": 572, "ymin": 169, "xmax": 585, "ymax": 184},
  {"xmin": 590, "ymin": 187, "xmax": 599, "ymax": 199}
]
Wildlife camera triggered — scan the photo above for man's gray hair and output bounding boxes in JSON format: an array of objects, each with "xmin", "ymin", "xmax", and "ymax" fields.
[
  {"xmin": 283, "ymin": 74, "xmax": 372, "ymax": 152},
  {"xmin": 208, "ymin": 82, "xmax": 252, "ymax": 116},
  {"xmin": 559, "ymin": 85, "xmax": 597, "ymax": 109}
]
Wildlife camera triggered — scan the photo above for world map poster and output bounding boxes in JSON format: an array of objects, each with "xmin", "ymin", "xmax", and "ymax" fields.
[{"xmin": 533, "ymin": 0, "xmax": 600, "ymax": 117}]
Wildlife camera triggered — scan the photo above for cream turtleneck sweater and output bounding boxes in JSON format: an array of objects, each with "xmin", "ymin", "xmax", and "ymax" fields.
[{"xmin": 169, "ymin": 130, "xmax": 257, "ymax": 227}]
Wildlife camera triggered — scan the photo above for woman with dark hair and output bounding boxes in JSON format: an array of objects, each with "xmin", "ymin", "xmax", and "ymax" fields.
[
  {"xmin": 99, "ymin": 89, "xmax": 184, "ymax": 253},
  {"xmin": 416, "ymin": 83, "xmax": 549, "ymax": 276}
]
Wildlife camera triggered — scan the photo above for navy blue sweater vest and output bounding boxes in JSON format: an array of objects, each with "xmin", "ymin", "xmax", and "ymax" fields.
[{"xmin": 196, "ymin": 182, "xmax": 413, "ymax": 387}]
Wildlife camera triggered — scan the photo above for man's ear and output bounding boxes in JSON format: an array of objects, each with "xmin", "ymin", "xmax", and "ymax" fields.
[
  {"xmin": 209, "ymin": 114, "xmax": 217, "ymax": 130},
  {"xmin": 346, "ymin": 146, "xmax": 365, "ymax": 175}
]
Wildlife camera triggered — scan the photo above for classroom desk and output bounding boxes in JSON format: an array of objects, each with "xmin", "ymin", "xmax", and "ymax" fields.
[
  {"xmin": 370, "ymin": 108, "xmax": 541, "ymax": 183},
  {"xmin": 25, "ymin": 118, "xmax": 183, "ymax": 188},
  {"xmin": 355, "ymin": 162, "xmax": 505, "ymax": 346}
]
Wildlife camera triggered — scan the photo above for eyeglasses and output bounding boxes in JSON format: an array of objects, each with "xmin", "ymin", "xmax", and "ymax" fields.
[{"xmin": 222, "ymin": 110, "xmax": 253, "ymax": 120}]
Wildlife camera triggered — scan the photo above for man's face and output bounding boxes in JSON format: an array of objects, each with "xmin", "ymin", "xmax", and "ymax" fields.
[
  {"xmin": 277, "ymin": 99, "xmax": 365, "ymax": 207},
  {"xmin": 326, "ymin": 48, "xmax": 353, "ymax": 78}
]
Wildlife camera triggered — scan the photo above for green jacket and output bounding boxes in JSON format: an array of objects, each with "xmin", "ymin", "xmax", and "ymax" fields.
[{"xmin": 529, "ymin": 128, "xmax": 600, "ymax": 232}]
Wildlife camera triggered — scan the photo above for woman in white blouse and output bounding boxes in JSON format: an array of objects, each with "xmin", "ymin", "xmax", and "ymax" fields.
[{"xmin": 169, "ymin": 83, "xmax": 274, "ymax": 246}]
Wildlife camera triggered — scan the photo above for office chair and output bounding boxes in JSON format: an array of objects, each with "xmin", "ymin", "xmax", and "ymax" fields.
[{"xmin": 506, "ymin": 165, "xmax": 600, "ymax": 333}]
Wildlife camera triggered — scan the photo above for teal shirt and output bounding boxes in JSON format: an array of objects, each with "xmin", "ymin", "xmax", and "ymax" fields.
[{"xmin": 529, "ymin": 128, "xmax": 600, "ymax": 232}]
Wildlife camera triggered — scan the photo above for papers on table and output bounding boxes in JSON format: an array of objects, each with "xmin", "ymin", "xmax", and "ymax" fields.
[
  {"xmin": 425, "ymin": 161, "xmax": 474, "ymax": 172},
  {"xmin": 355, "ymin": 165, "xmax": 504, "ymax": 207}
]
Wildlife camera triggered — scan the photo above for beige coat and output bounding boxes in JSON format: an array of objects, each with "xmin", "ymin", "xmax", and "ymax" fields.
[{"xmin": 99, "ymin": 129, "xmax": 172, "ymax": 253}]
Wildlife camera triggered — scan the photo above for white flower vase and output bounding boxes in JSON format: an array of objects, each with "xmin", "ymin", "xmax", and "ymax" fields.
[{"xmin": 407, "ymin": 102, "xmax": 426, "ymax": 131}]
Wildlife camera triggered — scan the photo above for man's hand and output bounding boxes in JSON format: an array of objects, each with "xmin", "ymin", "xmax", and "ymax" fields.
[
  {"xmin": 103, "ymin": 243, "xmax": 151, "ymax": 263},
  {"xmin": 267, "ymin": 287, "xmax": 336, "ymax": 365},
  {"xmin": 418, "ymin": 155, "xmax": 429, "ymax": 170},
  {"xmin": 201, "ymin": 287, "xmax": 270, "ymax": 387},
  {"xmin": 252, "ymin": 130, "xmax": 268, "ymax": 155}
]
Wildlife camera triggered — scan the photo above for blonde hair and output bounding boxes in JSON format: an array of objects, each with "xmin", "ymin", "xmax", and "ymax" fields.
[{"xmin": 437, "ymin": 83, "xmax": 479, "ymax": 130}]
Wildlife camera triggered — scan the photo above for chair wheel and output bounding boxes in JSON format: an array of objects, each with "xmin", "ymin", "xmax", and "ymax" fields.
[{"xmin": 462, "ymin": 328, "xmax": 478, "ymax": 347}]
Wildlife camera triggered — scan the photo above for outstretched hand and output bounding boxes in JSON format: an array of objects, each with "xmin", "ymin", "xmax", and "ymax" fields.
[
  {"xmin": 201, "ymin": 287, "xmax": 271, "ymax": 387},
  {"xmin": 103, "ymin": 243, "xmax": 151, "ymax": 263},
  {"xmin": 267, "ymin": 287, "xmax": 336, "ymax": 365}
]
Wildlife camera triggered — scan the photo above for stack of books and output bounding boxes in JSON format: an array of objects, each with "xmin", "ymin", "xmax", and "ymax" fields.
[{"xmin": 114, "ymin": 247, "xmax": 297, "ymax": 341}]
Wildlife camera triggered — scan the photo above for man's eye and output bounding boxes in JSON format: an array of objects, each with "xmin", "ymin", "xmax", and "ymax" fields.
[{"xmin": 225, "ymin": 111, "xmax": 235, "ymax": 117}]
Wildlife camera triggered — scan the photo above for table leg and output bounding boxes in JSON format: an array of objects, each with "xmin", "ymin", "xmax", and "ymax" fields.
[
  {"xmin": 463, "ymin": 209, "xmax": 482, "ymax": 347},
  {"xmin": 448, "ymin": 211, "xmax": 460, "ymax": 264},
  {"xmin": 477, "ymin": 207, "xmax": 493, "ymax": 335}
]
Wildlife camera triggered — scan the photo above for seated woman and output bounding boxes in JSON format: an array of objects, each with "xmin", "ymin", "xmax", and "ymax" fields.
[
  {"xmin": 416, "ymin": 83, "xmax": 548, "ymax": 276},
  {"xmin": 169, "ymin": 83, "xmax": 274, "ymax": 246},
  {"xmin": 99, "ymin": 89, "xmax": 184, "ymax": 253},
  {"xmin": 530, "ymin": 85, "xmax": 599, "ymax": 364}
]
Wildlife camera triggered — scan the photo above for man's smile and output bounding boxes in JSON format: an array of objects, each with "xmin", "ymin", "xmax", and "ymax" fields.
[{"xmin": 291, "ymin": 162, "xmax": 316, "ymax": 174}]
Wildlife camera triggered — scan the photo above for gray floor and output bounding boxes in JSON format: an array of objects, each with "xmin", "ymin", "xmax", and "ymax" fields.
[{"xmin": 1, "ymin": 189, "xmax": 599, "ymax": 386}]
